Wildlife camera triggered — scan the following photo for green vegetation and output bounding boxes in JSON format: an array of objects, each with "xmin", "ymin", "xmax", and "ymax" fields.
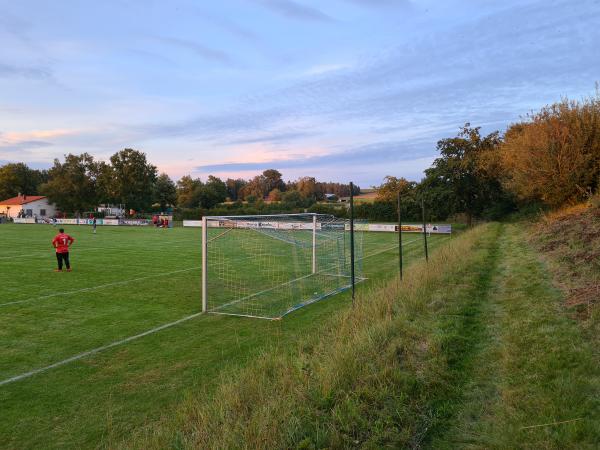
[
  {"xmin": 0, "ymin": 224, "xmax": 447, "ymax": 448},
  {"xmin": 127, "ymin": 222, "xmax": 599, "ymax": 449}
]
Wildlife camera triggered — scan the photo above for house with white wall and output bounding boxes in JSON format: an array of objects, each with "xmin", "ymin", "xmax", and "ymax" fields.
[{"xmin": 0, "ymin": 195, "xmax": 56, "ymax": 219}]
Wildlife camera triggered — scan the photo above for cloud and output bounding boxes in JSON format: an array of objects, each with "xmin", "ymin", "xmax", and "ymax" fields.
[
  {"xmin": 153, "ymin": 36, "xmax": 233, "ymax": 64},
  {"xmin": 2, "ymin": 129, "xmax": 76, "ymax": 142},
  {"xmin": 256, "ymin": 0, "xmax": 334, "ymax": 22},
  {"xmin": 0, "ymin": 62, "xmax": 52, "ymax": 80},
  {"xmin": 223, "ymin": 131, "xmax": 316, "ymax": 145},
  {"xmin": 196, "ymin": 139, "xmax": 433, "ymax": 172},
  {"xmin": 343, "ymin": 0, "xmax": 411, "ymax": 7}
]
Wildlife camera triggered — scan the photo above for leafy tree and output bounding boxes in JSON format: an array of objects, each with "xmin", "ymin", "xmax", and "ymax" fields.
[
  {"xmin": 41, "ymin": 153, "xmax": 99, "ymax": 213},
  {"xmin": 268, "ymin": 188, "xmax": 282, "ymax": 201},
  {"xmin": 376, "ymin": 176, "xmax": 417, "ymax": 202},
  {"xmin": 0, "ymin": 163, "xmax": 47, "ymax": 200},
  {"xmin": 154, "ymin": 173, "xmax": 177, "ymax": 210},
  {"xmin": 281, "ymin": 190, "xmax": 304, "ymax": 207},
  {"xmin": 241, "ymin": 175, "xmax": 268, "ymax": 199},
  {"xmin": 110, "ymin": 149, "xmax": 157, "ymax": 211},
  {"xmin": 422, "ymin": 124, "xmax": 511, "ymax": 224},
  {"xmin": 95, "ymin": 161, "xmax": 117, "ymax": 205},
  {"xmin": 177, "ymin": 175, "xmax": 203, "ymax": 208},
  {"xmin": 500, "ymin": 95, "xmax": 600, "ymax": 208},
  {"xmin": 197, "ymin": 175, "xmax": 227, "ymax": 208},
  {"xmin": 225, "ymin": 178, "xmax": 247, "ymax": 201},
  {"xmin": 262, "ymin": 169, "xmax": 285, "ymax": 193},
  {"xmin": 296, "ymin": 177, "xmax": 322, "ymax": 201}
]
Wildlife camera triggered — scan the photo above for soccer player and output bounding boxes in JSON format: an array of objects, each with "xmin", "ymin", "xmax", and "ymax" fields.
[
  {"xmin": 52, "ymin": 228, "xmax": 75, "ymax": 272},
  {"xmin": 92, "ymin": 217, "xmax": 97, "ymax": 234}
]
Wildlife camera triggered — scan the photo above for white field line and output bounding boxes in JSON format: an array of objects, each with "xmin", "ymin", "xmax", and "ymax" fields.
[
  {"xmin": 0, "ymin": 236, "xmax": 426, "ymax": 386},
  {"xmin": 0, "ymin": 312, "xmax": 204, "ymax": 387},
  {"xmin": 0, "ymin": 266, "xmax": 201, "ymax": 308}
]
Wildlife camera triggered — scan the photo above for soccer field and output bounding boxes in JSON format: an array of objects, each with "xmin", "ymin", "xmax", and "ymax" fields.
[{"xmin": 0, "ymin": 223, "xmax": 450, "ymax": 448}]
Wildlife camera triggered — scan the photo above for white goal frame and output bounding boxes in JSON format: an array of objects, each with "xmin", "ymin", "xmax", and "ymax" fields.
[{"xmin": 201, "ymin": 213, "xmax": 363, "ymax": 319}]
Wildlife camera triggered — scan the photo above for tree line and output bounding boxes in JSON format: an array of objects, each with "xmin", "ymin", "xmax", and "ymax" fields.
[
  {"xmin": 374, "ymin": 91, "xmax": 600, "ymax": 224},
  {"xmin": 2, "ymin": 91, "xmax": 598, "ymax": 221},
  {"xmin": 0, "ymin": 150, "xmax": 358, "ymax": 215}
]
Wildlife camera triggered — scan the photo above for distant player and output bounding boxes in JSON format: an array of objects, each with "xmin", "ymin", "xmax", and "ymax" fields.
[
  {"xmin": 52, "ymin": 228, "xmax": 75, "ymax": 272},
  {"xmin": 92, "ymin": 217, "xmax": 97, "ymax": 234}
]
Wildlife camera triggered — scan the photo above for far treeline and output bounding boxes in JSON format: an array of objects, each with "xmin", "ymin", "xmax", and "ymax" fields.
[{"xmin": 2, "ymin": 92, "xmax": 599, "ymax": 222}]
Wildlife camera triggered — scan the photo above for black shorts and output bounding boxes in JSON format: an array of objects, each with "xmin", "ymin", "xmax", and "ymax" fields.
[{"xmin": 56, "ymin": 252, "xmax": 70, "ymax": 270}]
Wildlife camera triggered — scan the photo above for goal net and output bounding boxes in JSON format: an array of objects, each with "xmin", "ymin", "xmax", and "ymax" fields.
[{"xmin": 201, "ymin": 213, "xmax": 364, "ymax": 319}]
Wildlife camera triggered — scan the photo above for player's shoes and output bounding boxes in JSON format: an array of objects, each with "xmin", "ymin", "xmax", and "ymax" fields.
[
  {"xmin": 54, "ymin": 269, "xmax": 62, "ymax": 272},
  {"xmin": 66, "ymin": 268, "xmax": 72, "ymax": 272}
]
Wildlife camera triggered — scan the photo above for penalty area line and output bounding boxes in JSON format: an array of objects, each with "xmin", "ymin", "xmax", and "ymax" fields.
[{"xmin": 0, "ymin": 312, "xmax": 204, "ymax": 387}]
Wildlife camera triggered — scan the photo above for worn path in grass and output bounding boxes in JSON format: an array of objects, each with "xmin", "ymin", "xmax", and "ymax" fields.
[{"xmin": 429, "ymin": 224, "xmax": 600, "ymax": 448}]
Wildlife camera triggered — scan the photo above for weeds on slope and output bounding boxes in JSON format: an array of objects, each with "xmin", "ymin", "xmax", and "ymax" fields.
[
  {"xmin": 128, "ymin": 224, "xmax": 499, "ymax": 449},
  {"xmin": 532, "ymin": 200, "xmax": 600, "ymax": 340}
]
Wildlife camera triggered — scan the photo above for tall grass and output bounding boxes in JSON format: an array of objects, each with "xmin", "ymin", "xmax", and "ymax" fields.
[{"xmin": 129, "ymin": 224, "xmax": 498, "ymax": 449}]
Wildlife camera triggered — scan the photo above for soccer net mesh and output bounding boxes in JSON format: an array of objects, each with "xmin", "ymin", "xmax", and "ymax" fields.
[{"xmin": 202, "ymin": 213, "xmax": 364, "ymax": 319}]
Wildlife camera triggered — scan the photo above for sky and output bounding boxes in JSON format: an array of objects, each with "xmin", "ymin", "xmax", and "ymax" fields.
[{"xmin": 0, "ymin": 0, "xmax": 599, "ymax": 187}]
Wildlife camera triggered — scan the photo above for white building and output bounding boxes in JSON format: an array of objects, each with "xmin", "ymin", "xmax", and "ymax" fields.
[{"xmin": 0, "ymin": 195, "xmax": 57, "ymax": 219}]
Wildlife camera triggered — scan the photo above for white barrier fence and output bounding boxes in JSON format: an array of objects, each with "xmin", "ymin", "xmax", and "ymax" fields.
[
  {"xmin": 12, "ymin": 218, "xmax": 150, "ymax": 226},
  {"xmin": 183, "ymin": 220, "xmax": 451, "ymax": 234}
]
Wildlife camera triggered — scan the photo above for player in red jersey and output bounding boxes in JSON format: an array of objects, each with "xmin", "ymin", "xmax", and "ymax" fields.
[{"xmin": 52, "ymin": 228, "xmax": 75, "ymax": 272}]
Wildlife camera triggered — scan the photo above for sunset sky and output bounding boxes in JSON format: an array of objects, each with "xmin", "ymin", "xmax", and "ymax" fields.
[{"xmin": 1, "ymin": 0, "xmax": 599, "ymax": 186}]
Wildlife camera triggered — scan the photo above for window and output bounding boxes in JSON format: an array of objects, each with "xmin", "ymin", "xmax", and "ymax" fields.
[
  {"xmin": 25, "ymin": 209, "xmax": 33, "ymax": 217},
  {"xmin": 40, "ymin": 209, "xmax": 46, "ymax": 216}
]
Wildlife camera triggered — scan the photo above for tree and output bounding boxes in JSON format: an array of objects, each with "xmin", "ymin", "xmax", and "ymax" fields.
[
  {"xmin": 262, "ymin": 169, "xmax": 285, "ymax": 193},
  {"xmin": 225, "ymin": 178, "xmax": 247, "ymax": 201},
  {"xmin": 267, "ymin": 188, "xmax": 282, "ymax": 201},
  {"xmin": 423, "ymin": 124, "xmax": 510, "ymax": 225},
  {"xmin": 177, "ymin": 176, "xmax": 203, "ymax": 208},
  {"xmin": 500, "ymin": 95, "xmax": 600, "ymax": 208},
  {"xmin": 110, "ymin": 149, "xmax": 157, "ymax": 211},
  {"xmin": 296, "ymin": 177, "xmax": 322, "ymax": 201},
  {"xmin": 95, "ymin": 161, "xmax": 117, "ymax": 205},
  {"xmin": 0, "ymin": 163, "xmax": 47, "ymax": 200},
  {"xmin": 376, "ymin": 176, "xmax": 416, "ymax": 202},
  {"xmin": 154, "ymin": 173, "xmax": 177, "ymax": 210},
  {"xmin": 240, "ymin": 174, "xmax": 268, "ymax": 200},
  {"xmin": 41, "ymin": 153, "xmax": 99, "ymax": 213},
  {"xmin": 197, "ymin": 175, "xmax": 227, "ymax": 208},
  {"xmin": 281, "ymin": 190, "xmax": 303, "ymax": 206}
]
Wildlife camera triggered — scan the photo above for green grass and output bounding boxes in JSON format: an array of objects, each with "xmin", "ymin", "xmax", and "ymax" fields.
[
  {"xmin": 0, "ymin": 223, "xmax": 446, "ymax": 449},
  {"xmin": 127, "ymin": 223, "xmax": 599, "ymax": 449}
]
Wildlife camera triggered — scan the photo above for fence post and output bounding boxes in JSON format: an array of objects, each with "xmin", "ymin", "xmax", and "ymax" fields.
[
  {"xmin": 202, "ymin": 216, "xmax": 208, "ymax": 312},
  {"xmin": 350, "ymin": 182, "xmax": 355, "ymax": 305},
  {"xmin": 421, "ymin": 196, "xmax": 429, "ymax": 262},
  {"xmin": 398, "ymin": 190, "xmax": 403, "ymax": 280}
]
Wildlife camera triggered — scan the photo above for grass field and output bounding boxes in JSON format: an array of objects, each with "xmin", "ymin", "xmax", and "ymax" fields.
[{"xmin": 0, "ymin": 223, "xmax": 448, "ymax": 449}]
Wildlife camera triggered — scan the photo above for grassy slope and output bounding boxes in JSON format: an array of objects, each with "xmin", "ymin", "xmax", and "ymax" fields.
[
  {"xmin": 134, "ymin": 222, "xmax": 600, "ymax": 449},
  {"xmin": 0, "ymin": 224, "xmax": 448, "ymax": 449}
]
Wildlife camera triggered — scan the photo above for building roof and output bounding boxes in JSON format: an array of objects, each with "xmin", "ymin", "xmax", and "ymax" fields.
[{"xmin": 0, "ymin": 195, "xmax": 47, "ymax": 206}]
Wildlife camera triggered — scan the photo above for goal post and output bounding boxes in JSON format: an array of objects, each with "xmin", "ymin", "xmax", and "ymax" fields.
[{"xmin": 201, "ymin": 213, "xmax": 363, "ymax": 319}]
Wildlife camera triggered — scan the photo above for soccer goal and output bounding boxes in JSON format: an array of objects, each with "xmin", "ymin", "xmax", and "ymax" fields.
[{"xmin": 201, "ymin": 213, "xmax": 364, "ymax": 320}]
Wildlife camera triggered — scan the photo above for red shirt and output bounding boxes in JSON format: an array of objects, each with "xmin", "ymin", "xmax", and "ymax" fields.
[{"xmin": 52, "ymin": 233, "xmax": 74, "ymax": 253}]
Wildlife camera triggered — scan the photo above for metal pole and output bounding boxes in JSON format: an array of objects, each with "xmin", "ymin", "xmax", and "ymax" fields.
[
  {"xmin": 421, "ymin": 196, "xmax": 429, "ymax": 262},
  {"xmin": 398, "ymin": 190, "xmax": 403, "ymax": 280},
  {"xmin": 201, "ymin": 216, "xmax": 208, "ymax": 312},
  {"xmin": 312, "ymin": 214, "xmax": 317, "ymax": 274},
  {"xmin": 349, "ymin": 182, "xmax": 355, "ymax": 304}
]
